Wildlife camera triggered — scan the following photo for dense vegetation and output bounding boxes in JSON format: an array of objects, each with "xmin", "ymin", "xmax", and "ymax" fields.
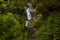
[{"xmin": 0, "ymin": 0, "xmax": 60, "ymax": 40}]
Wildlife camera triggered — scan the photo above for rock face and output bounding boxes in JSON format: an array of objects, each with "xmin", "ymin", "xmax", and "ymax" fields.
[
  {"xmin": 26, "ymin": 0, "xmax": 31, "ymax": 2},
  {"xmin": 28, "ymin": 27, "xmax": 37, "ymax": 40}
]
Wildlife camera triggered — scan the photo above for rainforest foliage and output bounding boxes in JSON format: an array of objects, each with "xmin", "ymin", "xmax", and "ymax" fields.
[{"xmin": 0, "ymin": 0, "xmax": 60, "ymax": 40}]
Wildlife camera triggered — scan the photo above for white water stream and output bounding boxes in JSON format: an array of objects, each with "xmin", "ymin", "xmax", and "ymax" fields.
[
  {"xmin": 25, "ymin": 8, "xmax": 32, "ymax": 27},
  {"xmin": 25, "ymin": 3, "xmax": 32, "ymax": 27},
  {"xmin": 25, "ymin": 1, "xmax": 37, "ymax": 40},
  {"xmin": 25, "ymin": 3, "xmax": 35, "ymax": 27},
  {"xmin": 26, "ymin": 8, "xmax": 32, "ymax": 20}
]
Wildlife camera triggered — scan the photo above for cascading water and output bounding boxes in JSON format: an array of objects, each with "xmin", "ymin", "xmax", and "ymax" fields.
[
  {"xmin": 26, "ymin": 8, "xmax": 32, "ymax": 20},
  {"xmin": 25, "ymin": 1, "xmax": 37, "ymax": 40},
  {"xmin": 25, "ymin": 8, "xmax": 32, "ymax": 27},
  {"xmin": 25, "ymin": 3, "xmax": 35, "ymax": 27},
  {"xmin": 25, "ymin": 3, "xmax": 33, "ymax": 27}
]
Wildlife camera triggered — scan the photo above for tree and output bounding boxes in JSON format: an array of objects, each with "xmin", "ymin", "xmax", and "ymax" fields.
[{"xmin": 0, "ymin": 12, "xmax": 28, "ymax": 40}]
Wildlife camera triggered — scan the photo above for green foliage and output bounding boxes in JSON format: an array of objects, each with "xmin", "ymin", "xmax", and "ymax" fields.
[
  {"xmin": 0, "ymin": 0, "xmax": 60, "ymax": 40},
  {"xmin": 31, "ymin": 0, "xmax": 60, "ymax": 40},
  {"xmin": 0, "ymin": 12, "xmax": 28, "ymax": 40},
  {"xmin": 34, "ymin": 13, "xmax": 60, "ymax": 40},
  {"xmin": 32, "ymin": 14, "xmax": 43, "ymax": 28}
]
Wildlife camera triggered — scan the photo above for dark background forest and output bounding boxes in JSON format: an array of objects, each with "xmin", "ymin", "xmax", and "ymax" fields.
[{"xmin": 0, "ymin": 0, "xmax": 60, "ymax": 40}]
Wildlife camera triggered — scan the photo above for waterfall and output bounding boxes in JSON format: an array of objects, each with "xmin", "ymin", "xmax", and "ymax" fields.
[
  {"xmin": 26, "ymin": 8, "xmax": 32, "ymax": 20},
  {"xmin": 25, "ymin": 8, "xmax": 32, "ymax": 27},
  {"xmin": 25, "ymin": 3, "xmax": 35, "ymax": 27},
  {"xmin": 25, "ymin": 2, "xmax": 37, "ymax": 40}
]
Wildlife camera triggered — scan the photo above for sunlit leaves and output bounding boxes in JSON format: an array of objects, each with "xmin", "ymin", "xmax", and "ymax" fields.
[{"xmin": 0, "ymin": 12, "xmax": 25, "ymax": 40}]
